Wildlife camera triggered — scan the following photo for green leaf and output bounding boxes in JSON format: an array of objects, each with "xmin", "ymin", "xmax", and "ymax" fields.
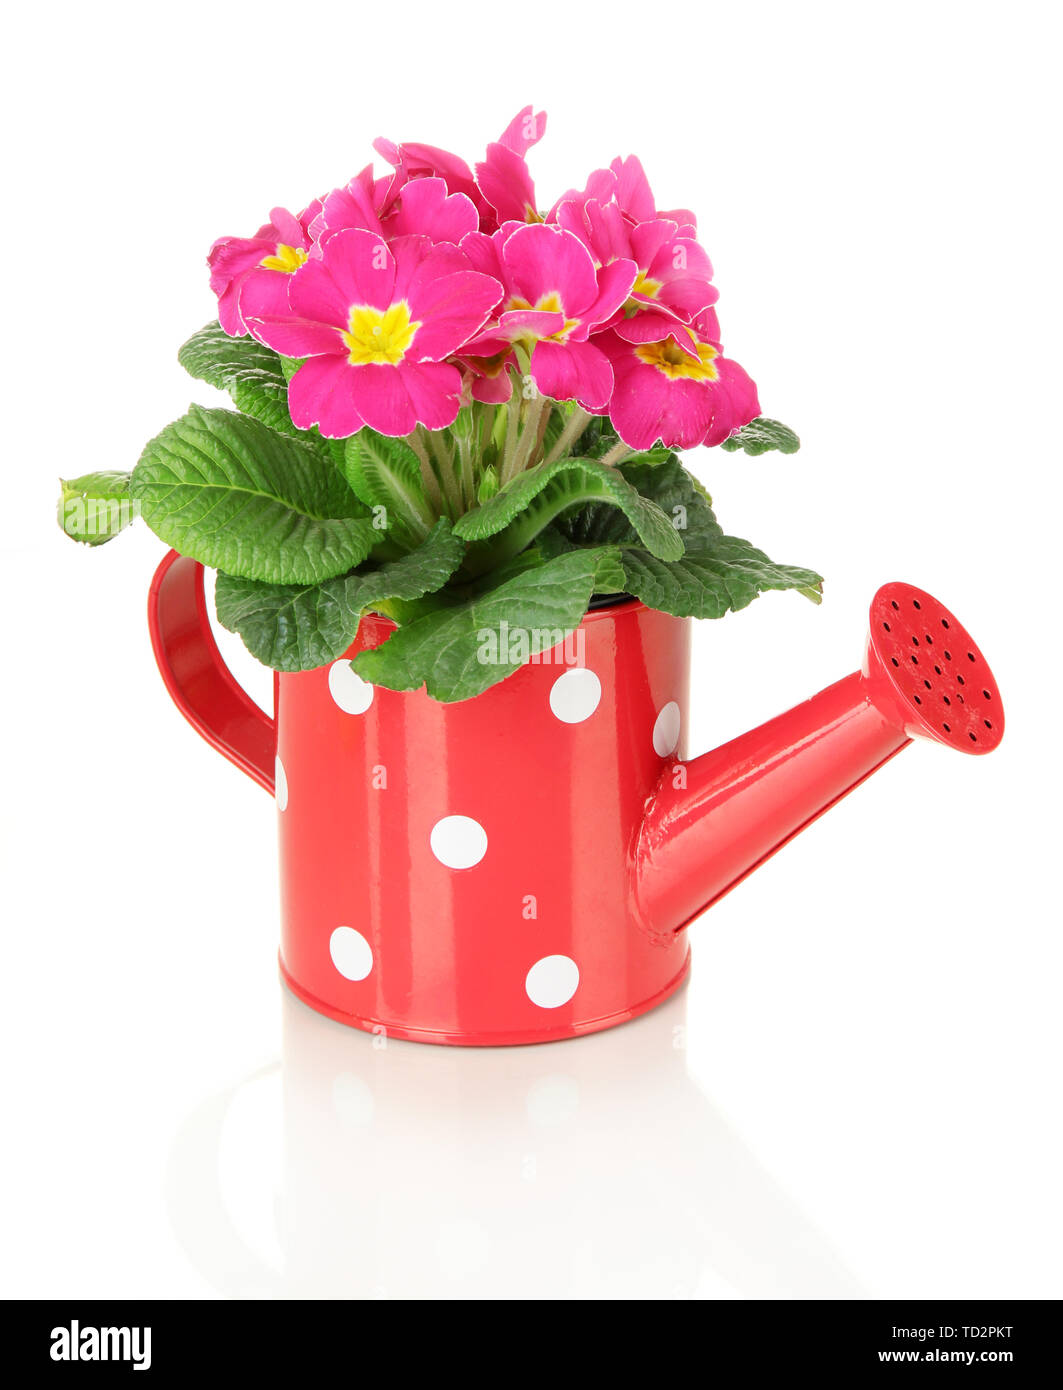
[
  {"xmin": 353, "ymin": 546, "xmax": 622, "ymax": 702},
  {"xmin": 454, "ymin": 455, "xmax": 684, "ymax": 564},
  {"xmin": 214, "ymin": 519, "xmax": 465, "ymax": 671},
  {"xmin": 342, "ymin": 430, "xmax": 434, "ymax": 546},
  {"xmin": 130, "ymin": 405, "xmax": 377, "ymax": 584},
  {"xmin": 720, "ymin": 417, "xmax": 801, "ymax": 455},
  {"xmin": 557, "ymin": 455, "xmax": 822, "ymax": 616},
  {"xmin": 178, "ymin": 322, "xmax": 300, "ymax": 440},
  {"xmin": 618, "ymin": 539, "xmax": 823, "ymax": 618},
  {"xmin": 562, "ymin": 456, "xmax": 716, "ymax": 548},
  {"xmin": 57, "ymin": 471, "xmax": 136, "ymax": 546},
  {"xmin": 179, "ymin": 324, "xmax": 345, "ymax": 469}
]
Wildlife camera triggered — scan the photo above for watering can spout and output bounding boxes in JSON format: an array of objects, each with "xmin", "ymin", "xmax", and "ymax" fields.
[{"xmin": 634, "ymin": 582, "xmax": 1004, "ymax": 938}]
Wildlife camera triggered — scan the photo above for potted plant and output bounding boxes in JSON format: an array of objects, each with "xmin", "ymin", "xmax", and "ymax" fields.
[{"xmin": 58, "ymin": 107, "xmax": 1002, "ymax": 1045}]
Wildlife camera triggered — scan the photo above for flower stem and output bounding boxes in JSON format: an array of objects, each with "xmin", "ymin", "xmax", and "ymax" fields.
[
  {"xmin": 456, "ymin": 428, "xmax": 477, "ymax": 509},
  {"xmin": 503, "ymin": 391, "xmax": 548, "ymax": 484},
  {"xmin": 599, "ymin": 439, "xmax": 634, "ymax": 467},
  {"xmin": 499, "ymin": 380, "xmax": 522, "ymax": 483},
  {"xmin": 408, "ymin": 429, "xmax": 446, "ymax": 516},
  {"xmin": 541, "ymin": 406, "xmax": 594, "ymax": 467},
  {"xmin": 426, "ymin": 427, "xmax": 463, "ymax": 518}
]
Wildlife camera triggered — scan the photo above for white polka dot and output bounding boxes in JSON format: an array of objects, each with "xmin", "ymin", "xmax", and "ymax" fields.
[
  {"xmin": 274, "ymin": 754, "xmax": 288, "ymax": 811},
  {"xmin": 430, "ymin": 815, "xmax": 488, "ymax": 869},
  {"xmin": 328, "ymin": 659, "xmax": 374, "ymax": 715},
  {"xmin": 653, "ymin": 700, "xmax": 681, "ymax": 756},
  {"xmin": 549, "ymin": 667, "xmax": 602, "ymax": 724},
  {"xmin": 329, "ymin": 926, "xmax": 373, "ymax": 981},
  {"xmin": 525, "ymin": 954, "xmax": 580, "ymax": 1009}
]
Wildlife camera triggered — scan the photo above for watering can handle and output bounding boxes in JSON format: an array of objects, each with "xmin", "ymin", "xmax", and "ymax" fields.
[{"xmin": 147, "ymin": 549, "xmax": 277, "ymax": 795}]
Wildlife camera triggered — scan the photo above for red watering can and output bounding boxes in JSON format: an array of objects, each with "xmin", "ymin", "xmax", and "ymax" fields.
[{"xmin": 149, "ymin": 551, "xmax": 1003, "ymax": 1046}]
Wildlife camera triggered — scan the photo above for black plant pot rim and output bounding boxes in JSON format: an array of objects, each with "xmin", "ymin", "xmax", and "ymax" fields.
[{"xmin": 587, "ymin": 590, "xmax": 635, "ymax": 612}]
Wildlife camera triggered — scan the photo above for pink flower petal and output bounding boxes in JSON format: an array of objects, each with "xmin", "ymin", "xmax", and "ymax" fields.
[
  {"xmin": 287, "ymin": 257, "xmax": 354, "ymax": 328},
  {"xmin": 701, "ymin": 357, "xmax": 761, "ymax": 446},
  {"xmin": 583, "ymin": 258, "xmax": 638, "ymax": 328},
  {"xmin": 459, "ymin": 230, "xmax": 506, "ymax": 280},
  {"xmin": 502, "ymin": 223, "xmax": 598, "ymax": 316},
  {"xmin": 476, "ymin": 142, "xmax": 537, "ymax": 224},
  {"xmin": 298, "ymin": 196, "xmax": 324, "ymax": 235},
  {"xmin": 546, "ymin": 167, "xmax": 617, "ymax": 223},
  {"xmin": 408, "ymin": 274, "xmax": 502, "ymax": 360},
  {"xmin": 313, "ymin": 179, "xmax": 384, "ymax": 242},
  {"xmin": 306, "ymin": 227, "xmax": 395, "ymax": 313},
  {"xmin": 470, "ymin": 368, "xmax": 514, "ymax": 403},
  {"xmin": 460, "ymin": 332, "xmax": 513, "ymax": 356},
  {"xmin": 644, "ymin": 230, "xmax": 712, "ymax": 285},
  {"xmin": 347, "ymin": 361, "xmax": 462, "ymax": 435},
  {"xmin": 530, "ymin": 339, "xmax": 613, "ymax": 409},
  {"xmin": 659, "ymin": 208, "xmax": 698, "ymax": 232},
  {"xmin": 385, "ymin": 177, "xmax": 479, "ymax": 244},
  {"xmin": 692, "ymin": 306, "xmax": 722, "ymax": 343},
  {"xmin": 497, "ymin": 106, "xmax": 547, "ymax": 155},
  {"xmin": 250, "ymin": 315, "xmax": 344, "ymax": 358},
  {"xmin": 374, "ymin": 137, "xmax": 481, "ymax": 208},
  {"xmin": 287, "ymin": 356, "xmax": 366, "ymax": 438},
  {"xmin": 575, "ymin": 198, "xmax": 632, "ymax": 266},
  {"xmin": 609, "ymin": 155, "xmax": 658, "ymax": 223},
  {"xmin": 389, "ymin": 234, "xmax": 469, "ymax": 301},
  {"xmin": 238, "ymin": 268, "xmax": 294, "ymax": 332},
  {"xmin": 268, "ymin": 206, "xmax": 305, "ymax": 247},
  {"xmin": 609, "ymin": 311, "xmax": 699, "ymax": 352},
  {"xmin": 608, "ymin": 356, "xmax": 714, "ymax": 450},
  {"xmin": 208, "ymin": 236, "xmax": 271, "ymax": 291},
  {"xmin": 214, "ymin": 282, "xmax": 246, "ymax": 337},
  {"xmin": 494, "ymin": 308, "xmax": 567, "ymax": 340}
]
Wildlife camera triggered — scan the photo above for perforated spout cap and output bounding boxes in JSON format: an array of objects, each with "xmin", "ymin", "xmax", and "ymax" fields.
[{"xmin": 867, "ymin": 582, "xmax": 1004, "ymax": 753}]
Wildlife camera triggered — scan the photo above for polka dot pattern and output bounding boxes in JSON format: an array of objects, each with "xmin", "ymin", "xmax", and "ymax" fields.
[
  {"xmin": 329, "ymin": 926, "xmax": 373, "ymax": 981},
  {"xmin": 430, "ymin": 815, "xmax": 488, "ymax": 869},
  {"xmin": 328, "ymin": 660, "xmax": 374, "ymax": 715},
  {"xmin": 525, "ymin": 954, "xmax": 580, "ymax": 1009},
  {"xmin": 283, "ymin": 620, "xmax": 693, "ymax": 1035},
  {"xmin": 549, "ymin": 668, "xmax": 602, "ymax": 724},
  {"xmin": 653, "ymin": 701, "xmax": 681, "ymax": 756}
]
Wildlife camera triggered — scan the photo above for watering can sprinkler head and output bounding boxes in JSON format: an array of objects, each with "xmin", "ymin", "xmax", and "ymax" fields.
[
  {"xmin": 634, "ymin": 581, "xmax": 1004, "ymax": 939},
  {"xmin": 862, "ymin": 581, "xmax": 1003, "ymax": 753}
]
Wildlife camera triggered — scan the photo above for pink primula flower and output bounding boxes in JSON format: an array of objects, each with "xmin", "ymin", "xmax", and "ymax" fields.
[
  {"xmin": 308, "ymin": 165, "xmax": 385, "ymax": 244},
  {"xmin": 461, "ymin": 223, "xmax": 636, "ymax": 409},
  {"xmin": 313, "ymin": 173, "xmax": 479, "ymax": 249},
  {"xmin": 208, "ymin": 202, "xmax": 319, "ymax": 337},
  {"xmin": 609, "ymin": 155, "xmax": 697, "ymax": 232},
  {"xmin": 475, "ymin": 105, "xmax": 547, "ymax": 225},
  {"xmin": 556, "ymin": 197, "xmax": 718, "ymax": 321},
  {"xmin": 599, "ymin": 309, "xmax": 759, "ymax": 450},
  {"xmin": 248, "ymin": 228, "xmax": 502, "ymax": 438},
  {"xmin": 372, "ymin": 135, "xmax": 486, "ymax": 220}
]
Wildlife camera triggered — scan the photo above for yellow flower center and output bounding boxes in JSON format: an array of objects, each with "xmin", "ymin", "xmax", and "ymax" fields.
[
  {"xmin": 635, "ymin": 338, "xmax": 719, "ymax": 381},
  {"xmin": 631, "ymin": 269, "xmax": 662, "ymax": 299},
  {"xmin": 260, "ymin": 243, "xmax": 308, "ymax": 273},
  {"xmin": 506, "ymin": 291, "xmax": 579, "ymax": 342},
  {"xmin": 341, "ymin": 301, "xmax": 421, "ymax": 366}
]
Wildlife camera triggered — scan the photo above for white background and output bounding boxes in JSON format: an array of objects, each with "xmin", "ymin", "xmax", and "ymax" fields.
[{"xmin": 3, "ymin": 0, "xmax": 1060, "ymax": 1299}]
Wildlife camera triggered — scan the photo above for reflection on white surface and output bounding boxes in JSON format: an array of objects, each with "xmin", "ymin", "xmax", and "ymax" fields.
[{"xmin": 166, "ymin": 985, "xmax": 865, "ymax": 1299}]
